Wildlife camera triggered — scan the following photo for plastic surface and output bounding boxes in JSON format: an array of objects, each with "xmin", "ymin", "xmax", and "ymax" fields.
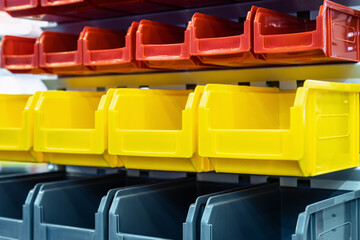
[
  {"xmin": 33, "ymin": 174, "xmax": 152, "ymax": 240},
  {"xmin": 199, "ymin": 80, "xmax": 360, "ymax": 176},
  {"xmin": 34, "ymin": 90, "xmax": 122, "ymax": 167},
  {"xmin": 0, "ymin": 171, "xmax": 73, "ymax": 240},
  {"xmin": 109, "ymin": 179, "xmax": 238, "ymax": 240},
  {"xmin": 136, "ymin": 20, "xmax": 206, "ymax": 70},
  {"xmin": 38, "ymin": 31, "xmax": 90, "ymax": 74},
  {"xmin": 201, "ymin": 184, "xmax": 350, "ymax": 240},
  {"xmin": 82, "ymin": 23, "xmax": 144, "ymax": 73},
  {"xmin": 190, "ymin": 8, "xmax": 261, "ymax": 67},
  {"xmin": 0, "ymin": 0, "xmax": 82, "ymax": 21},
  {"xmin": 254, "ymin": 0, "xmax": 360, "ymax": 64},
  {"xmin": 93, "ymin": 0, "xmax": 174, "ymax": 14},
  {"xmin": 292, "ymin": 189, "xmax": 360, "ymax": 240},
  {"xmin": 108, "ymin": 87, "xmax": 213, "ymax": 172},
  {"xmin": 0, "ymin": 93, "xmax": 46, "ymax": 163},
  {"xmin": 1, "ymin": 36, "xmax": 45, "ymax": 74}
]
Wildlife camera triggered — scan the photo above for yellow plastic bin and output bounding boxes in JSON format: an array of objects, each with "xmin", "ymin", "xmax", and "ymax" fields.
[
  {"xmin": 199, "ymin": 80, "xmax": 360, "ymax": 177},
  {"xmin": 0, "ymin": 93, "xmax": 45, "ymax": 163},
  {"xmin": 34, "ymin": 90, "xmax": 122, "ymax": 167},
  {"xmin": 108, "ymin": 86, "xmax": 213, "ymax": 172}
]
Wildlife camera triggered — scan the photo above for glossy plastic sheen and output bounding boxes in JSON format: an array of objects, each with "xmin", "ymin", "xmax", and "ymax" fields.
[
  {"xmin": 93, "ymin": 0, "xmax": 174, "ymax": 14},
  {"xmin": 34, "ymin": 90, "xmax": 122, "ymax": 167},
  {"xmin": 254, "ymin": 0, "xmax": 360, "ymax": 64},
  {"xmin": 0, "ymin": 93, "xmax": 45, "ymax": 163},
  {"xmin": 0, "ymin": 36, "xmax": 45, "ymax": 74},
  {"xmin": 201, "ymin": 184, "xmax": 349, "ymax": 240},
  {"xmin": 190, "ymin": 8, "xmax": 261, "ymax": 67},
  {"xmin": 199, "ymin": 80, "xmax": 360, "ymax": 177},
  {"xmin": 108, "ymin": 87, "xmax": 213, "ymax": 172},
  {"xmin": 136, "ymin": 20, "xmax": 205, "ymax": 70},
  {"xmin": 82, "ymin": 23, "xmax": 143, "ymax": 73},
  {"xmin": 38, "ymin": 31, "xmax": 90, "ymax": 74}
]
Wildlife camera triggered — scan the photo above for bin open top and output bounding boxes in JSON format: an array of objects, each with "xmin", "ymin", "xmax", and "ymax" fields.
[
  {"xmin": 82, "ymin": 23, "xmax": 142, "ymax": 72},
  {"xmin": 0, "ymin": 36, "xmax": 44, "ymax": 74},
  {"xmin": 253, "ymin": 0, "xmax": 360, "ymax": 63},
  {"xmin": 199, "ymin": 80, "xmax": 360, "ymax": 176}
]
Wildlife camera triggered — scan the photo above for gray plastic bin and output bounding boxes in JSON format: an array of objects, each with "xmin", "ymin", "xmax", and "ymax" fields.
[
  {"xmin": 0, "ymin": 171, "xmax": 73, "ymax": 240},
  {"xmin": 33, "ymin": 173, "xmax": 155, "ymax": 240},
  {"xmin": 201, "ymin": 184, "xmax": 351, "ymax": 240},
  {"xmin": 109, "ymin": 179, "xmax": 240, "ymax": 240}
]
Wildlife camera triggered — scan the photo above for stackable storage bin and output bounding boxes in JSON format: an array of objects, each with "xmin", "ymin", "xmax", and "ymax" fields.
[
  {"xmin": 38, "ymin": 31, "xmax": 90, "ymax": 74},
  {"xmin": 199, "ymin": 80, "xmax": 360, "ymax": 176},
  {"xmin": 108, "ymin": 179, "xmax": 239, "ymax": 240},
  {"xmin": 150, "ymin": 0, "xmax": 233, "ymax": 8},
  {"xmin": 0, "ymin": 0, "xmax": 81, "ymax": 22},
  {"xmin": 136, "ymin": 20, "xmax": 207, "ymax": 70},
  {"xmin": 253, "ymin": 0, "xmax": 360, "ymax": 64},
  {"xmin": 33, "ymin": 174, "xmax": 152, "ymax": 240},
  {"xmin": 0, "ymin": 93, "xmax": 45, "ymax": 163},
  {"xmin": 92, "ymin": 0, "xmax": 175, "ymax": 14},
  {"xmin": 82, "ymin": 23, "xmax": 144, "ymax": 73},
  {"xmin": 0, "ymin": 172, "xmax": 74, "ymax": 240},
  {"xmin": 201, "ymin": 184, "xmax": 355, "ymax": 240},
  {"xmin": 34, "ymin": 90, "xmax": 122, "ymax": 167},
  {"xmin": 189, "ymin": 8, "xmax": 262, "ymax": 67},
  {"xmin": 108, "ymin": 87, "xmax": 213, "ymax": 172},
  {"xmin": 1, "ymin": 36, "xmax": 45, "ymax": 74}
]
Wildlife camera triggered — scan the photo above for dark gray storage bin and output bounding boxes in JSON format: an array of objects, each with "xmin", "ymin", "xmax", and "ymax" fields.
[
  {"xmin": 0, "ymin": 171, "xmax": 72, "ymax": 240},
  {"xmin": 109, "ymin": 179, "xmax": 240, "ymax": 240},
  {"xmin": 33, "ymin": 173, "xmax": 154, "ymax": 240},
  {"xmin": 201, "ymin": 184, "xmax": 352, "ymax": 240}
]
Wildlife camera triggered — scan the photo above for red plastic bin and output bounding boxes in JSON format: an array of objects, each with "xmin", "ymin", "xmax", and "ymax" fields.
[
  {"xmin": 82, "ymin": 23, "xmax": 146, "ymax": 73},
  {"xmin": 0, "ymin": 36, "xmax": 45, "ymax": 74},
  {"xmin": 40, "ymin": 0, "xmax": 125, "ymax": 19},
  {"xmin": 93, "ymin": 0, "xmax": 175, "ymax": 14},
  {"xmin": 189, "ymin": 8, "xmax": 262, "ymax": 67},
  {"xmin": 38, "ymin": 31, "xmax": 90, "ymax": 75},
  {"xmin": 0, "ymin": 0, "xmax": 83, "ymax": 22},
  {"xmin": 254, "ymin": 0, "xmax": 360, "ymax": 64},
  {"xmin": 149, "ymin": 0, "xmax": 233, "ymax": 8},
  {"xmin": 136, "ymin": 20, "xmax": 208, "ymax": 70}
]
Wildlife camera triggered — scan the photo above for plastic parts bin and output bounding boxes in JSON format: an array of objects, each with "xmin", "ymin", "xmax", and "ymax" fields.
[
  {"xmin": 33, "ymin": 173, "xmax": 153, "ymax": 240},
  {"xmin": 34, "ymin": 90, "xmax": 122, "ymax": 167},
  {"xmin": 1, "ymin": 36, "xmax": 45, "ymax": 74},
  {"xmin": 253, "ymin": 0, "xmax": 360, "ymax": 64},
  {"xmin": 0, "ymin": 93, "xmax": 46, "ymax": 163},
  {"xmin": 108, "ymin": 178, "xmax": 239, "ymax": 240},
  {"xmin": 201, "ymin": 184, "xmax": 353, "ymax": 240},
  {"xmin": 183, "ymin": 184, "xmax": 257, "ymax": 240},
  {"xmin": 199, "ymin": 80, "xmax": 360, "ymax": 177},
  {"xmin": 189, "ymin": 9, "xmax": 262, "ymax": 67},
  {"xmin": 82, "ymin": 23, "xmax": 145, "ymax": 73},
  {"xmin": 108, "ymin": 87, "xmax": 213, "ymax": 172},
  {"xmin": 92, "ymin": 0, "xmax": 175, "ymax": 14},
  {"xmin": 150, "ymin": 0, "xmax": 233, "ymax": 8},
  {"xmin": 136, "ymin": 20, "xmax": 208, "ymax": 70},
  {"xmin": 0, "ymin": 171, "xmax": 75, "ymax": 240},
  {"xmin": 0, "ymin": 0, "xmax": 82, "ymax": 22},
  {"xmin": 38, "ymin": 31, "xmax": 90, "ymax": 75}
]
